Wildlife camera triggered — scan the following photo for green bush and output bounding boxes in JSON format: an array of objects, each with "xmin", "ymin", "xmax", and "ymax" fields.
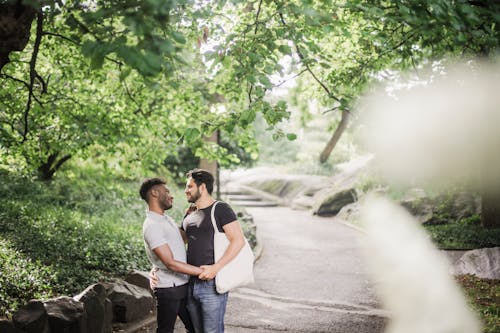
[
  {"xmin": 425, "ymin": 215, "xmax": 500, "ymax": 250},
  {"xmin": 0, "ymin": 170, "xmax": 149, "ymax": 316}
]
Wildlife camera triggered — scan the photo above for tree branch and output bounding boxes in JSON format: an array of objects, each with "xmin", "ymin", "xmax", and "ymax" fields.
[
  {"xmin": 42, "ymin": 31, "xmax": 79, "ymax": 45},
  {"xmin": 274, "ymin": 69, "xmax": 307, "ymax": 87},
  {"xmin": 22, "ymin": 10, "xmax": 43, "ymax": 143},
  {"xmin": 254, "ymin": 0, "xmax": 263, "ymax": 34},
  {"xmin": 278, "ymin": 12, "xmax": 342, "ymax": 104}
]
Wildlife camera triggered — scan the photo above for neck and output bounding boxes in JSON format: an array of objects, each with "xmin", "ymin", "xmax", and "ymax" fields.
[
  {"xmin": 196, "ymin": 195, "xmax": 216, "ymax": 209},
  {"xmin": 148, "ymin": 203, "xmax": 164, "ymax": 215}
]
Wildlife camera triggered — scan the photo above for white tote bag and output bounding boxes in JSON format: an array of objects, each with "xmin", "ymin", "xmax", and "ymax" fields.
[{"xmin": 211, "ymin": 201, "xmax": 254, "ymax": 293}]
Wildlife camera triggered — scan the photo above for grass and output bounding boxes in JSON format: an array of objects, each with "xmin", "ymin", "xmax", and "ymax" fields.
[{"xmin": 456, "ymin": 275, "xmax": 500, "ymax": 333}]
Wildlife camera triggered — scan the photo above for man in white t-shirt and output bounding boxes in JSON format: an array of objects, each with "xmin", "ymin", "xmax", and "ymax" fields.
[{"xmin": 140, "ymin": 177, "xmax": 207, "ymax": 333}]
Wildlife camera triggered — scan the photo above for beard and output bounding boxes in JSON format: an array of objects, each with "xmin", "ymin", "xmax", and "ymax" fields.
[
  {"xmin": 161, "ymin": 201, "xmax": 173, "ymax": 210},
  {"xmin": 187, "ymin": 189, "xmax": 201, "ymax": 203},
  {"xmin": 160, "ymin": 194, "xmax": 172, "ymax": 210}
]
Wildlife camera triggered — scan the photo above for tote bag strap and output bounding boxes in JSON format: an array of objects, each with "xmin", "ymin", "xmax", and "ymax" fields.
[{"xmin": 210, "ymin": 201, "xmax": 221, "ymax": 233}]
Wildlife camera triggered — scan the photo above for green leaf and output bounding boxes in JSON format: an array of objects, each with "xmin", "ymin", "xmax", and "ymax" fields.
[
  {"xmin": 278, "ymin": 44, "xmax": 292, "ymax": 55},
  {"xmin": 119, "ymin": 68, "xmax": 132, "ymax": 82},
  {"xmin": 171, "ymin": 31, "xmax": 186, "ymax": 44},
  {"xmin": 286, "ymin": 133, "xmax": 297, "ymax": 141},
  {"xmin": 159, "ymin": 39, "xmax": 175, "ymax": 54},
  {"xmin": 184, "ymin": 128, "xmax": 201, "ymax": 142},
  {"xmin": 259, "ymin": 75, "xmax": 272, "ymax": 88}
]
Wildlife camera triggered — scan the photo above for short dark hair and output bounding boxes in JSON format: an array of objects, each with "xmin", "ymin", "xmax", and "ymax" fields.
[
  {"xmin": 186, "ymin": 169, "xmax": 214, "ymax": 194},
  {"xmin": 139, "ymin": 177, "xmax": 166, "ymax": 203}
]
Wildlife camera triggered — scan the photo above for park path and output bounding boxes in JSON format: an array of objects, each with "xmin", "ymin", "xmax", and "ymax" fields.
[
  {"xmin": 222, "ymin": 206, "xmax": 387, "ymax": 333},
  {"xmin": 130, "ymin": 193, "xmax": 387, "ymax": 333}
]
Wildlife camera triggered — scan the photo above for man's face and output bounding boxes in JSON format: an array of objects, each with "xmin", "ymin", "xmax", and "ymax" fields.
[
  {"xmin": 156, "ymin": 185, "xmax": 173, "ymax": 210},
  {"xmin": 185, "ymin": 177, "xmax": 201, "ymax": 203}
]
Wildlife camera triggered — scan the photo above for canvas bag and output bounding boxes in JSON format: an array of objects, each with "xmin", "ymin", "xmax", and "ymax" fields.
[{"xmin": 211, "ymin": 201, "xmax": 254, "ymax": 293}]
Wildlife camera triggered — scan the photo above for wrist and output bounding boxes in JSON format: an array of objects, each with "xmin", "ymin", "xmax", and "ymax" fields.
[{"xmin": 213, "ymin": 262, "xmax": 223, "ymax": 272}]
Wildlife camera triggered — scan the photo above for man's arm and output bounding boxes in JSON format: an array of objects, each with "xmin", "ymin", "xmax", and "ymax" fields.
[
  {"xmin": 153, "ymin": 244, "xmax": 203, "ymax": 276},
  {"xmin": 179, "ymin": 228, "xmax": 188, "ymax": 244},
  {"xmin": 198, "ymin": 220, "xmax": 245, "ymax": 280}
]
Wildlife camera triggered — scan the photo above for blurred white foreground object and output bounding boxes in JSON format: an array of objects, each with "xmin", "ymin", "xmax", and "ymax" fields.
[
  {"xmin": 360, "ymin": 63, "xmax": 500, "ymax": 186},
  {"xmin": 361, "ymin": 196, "xmax": 481, "ymax": 333}
]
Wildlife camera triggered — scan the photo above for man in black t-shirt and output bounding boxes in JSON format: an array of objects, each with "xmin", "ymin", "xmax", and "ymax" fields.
[{"xmin": 182, "ymin": 169, "xmax": 245, "ymax": 333}]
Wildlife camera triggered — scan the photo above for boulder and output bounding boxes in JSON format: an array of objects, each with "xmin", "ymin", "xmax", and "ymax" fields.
[
  {"xmin": 336, "ymin": 202, "xmax": 361, "ymax": 224},
  {"xmin": 453, "ymin": 247, "xmax": 500, "ymax": 279},
  {"xmin": 74, "ymin": 283, "xmax": 112, "ymax": 333},
  {"xmin": 125, "ymin": 270, "xmax": 152, "ymax": 293},
  {"xmin": 400, "ymin": 196, "xmax": 434, "ymax": 224},
  {"xmin": 44, "ymin": 296, "xmax": 87, "ymax": 333},
  {"xmin": 12, "ymin": 299, "xmax": 50, "ymax": 333},
  {"xmin": 107, "ymin": 280, "xmax": 153, "ymax": 323},
  {"xmin": 313, "ymin": 188, "xmax": 357, "ymax": 216},
  {"xmin": 291, "ymin": 193, "xmax": 315, "ymax": 210},
  {"xmin": 0, "ymin": 319, "xmax": 24, "ymax": 333}
]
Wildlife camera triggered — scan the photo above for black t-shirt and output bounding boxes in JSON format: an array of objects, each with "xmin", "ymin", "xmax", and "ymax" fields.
[{"xmin": 182, "ymin": 201, "xmax": 237, "ymax": 267}]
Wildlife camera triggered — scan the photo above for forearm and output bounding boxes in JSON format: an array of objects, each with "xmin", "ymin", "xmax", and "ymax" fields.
[
  {"xmin": 166, "ymin": 260, "xmax": 203, "ymax": 276},
  {"xmin": 214, "ymin": 238, "xmax": 245, "ymax": 271}
]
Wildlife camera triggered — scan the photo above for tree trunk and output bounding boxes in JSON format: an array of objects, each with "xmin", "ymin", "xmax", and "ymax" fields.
[
  {"xmin": 480, "ymin": 160, "xmax": 500, "ymax": 228},
  {"xmin": 319, "ymin": 109, "xmax": 350, "ymax": 164},
  {"xmin": 198, "ymin": 130, "xmax": 219, "ymax": 197},
  {"xmin": 481, "ymin": 190, "xmax": 500, "ymax": 228},
  {"xmin": 37, "ymin": 153, "xmax": 72, "ymax": 181},
  {"xmin": 0, "ymin": 1, "xmax": 36, "ymax": 72}
]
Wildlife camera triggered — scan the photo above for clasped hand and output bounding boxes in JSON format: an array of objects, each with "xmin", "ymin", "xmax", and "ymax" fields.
[{"xmin": 149, "ymin": 265, "xmax": 218, "ymax": 289}]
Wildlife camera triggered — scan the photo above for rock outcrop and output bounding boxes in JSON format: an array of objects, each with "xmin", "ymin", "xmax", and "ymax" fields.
[
  {"xmin": 8, "ymin": 271, "xmax": 155, "ymax": 333},
  {"xmin": 74, "ymin": 283, "xmax": 112, "ymax": 333},
  {"xmin": 44, "ymin": 296, "xmax": 87, "ymax": 333},
  {"xmin": 12, "ymin": 300, "xmax": 49, "ymax": 333},
  {"xmin": 453, "ymin": 247, "xmax": 500, "ymax": 279},
  {"xmin": 107, "ymin": 280, "xmax": 154, "ymax": 323}
]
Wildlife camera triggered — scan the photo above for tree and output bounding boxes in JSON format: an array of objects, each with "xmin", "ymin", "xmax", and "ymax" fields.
[
  {"xmin": 0, "ymin": 0, "xmax": 267, "ymax": 179},
  {"xmin": 1, "ymin": 1, "xmax": 499, "ymax": 228}
]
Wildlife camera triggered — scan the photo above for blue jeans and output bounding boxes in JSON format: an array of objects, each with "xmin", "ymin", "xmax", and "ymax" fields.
[{"xmin": 186, "ymin": 279, "xmax": 228, "ymax": 333}]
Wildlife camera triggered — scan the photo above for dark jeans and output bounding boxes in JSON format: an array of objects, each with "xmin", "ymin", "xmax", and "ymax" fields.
[{"xmin": 155, "ymin": 284, "xmax": 194, "ymax": 333}]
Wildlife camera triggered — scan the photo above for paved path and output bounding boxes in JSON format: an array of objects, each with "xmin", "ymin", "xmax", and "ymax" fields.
[
  {"xmin": 223, "ymin": 207, "xmax": 386, "ymax": 333},
  {"xmin": 130, "ymin": 206, "xmax": 387, "ymax": 333}
]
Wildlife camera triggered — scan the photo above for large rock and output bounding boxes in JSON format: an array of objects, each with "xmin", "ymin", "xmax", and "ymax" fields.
[
  {"xmin": 0, "ymin": 319, "xmax": 24, "ymax": 333},
  {"xmin": 44, "ymin": 296, "xmax": 87, "ymax": 333},
  {"xmin": 74, "ymin": 283, "xmax": 112, "ymax": 333},
  {"xmin": 125, "ymin": 270, "xmax": 152, "ymax": 294},
  {"xmin": 313, "ymin": 188, "xmax": 357, "ymax": 216},
  {"xmin": 453, "ymin": 247, "xmax": 500, "ymax": 279},
  {"xmin": 12, "ymin": 299, "xmax": 50, "ymax": 333},
  {"xmin": 336, "ymin": 202, "xmax": 361, "ymax": 224},
  {"xmin": 107, "ymin": 280, "xmax": 153, "ymax": 323}
]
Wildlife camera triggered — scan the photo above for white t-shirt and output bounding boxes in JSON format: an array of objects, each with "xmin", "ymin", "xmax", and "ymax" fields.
[{"xmin": 143, "ymin": 211, "xmax": 189, "ymax": 288}]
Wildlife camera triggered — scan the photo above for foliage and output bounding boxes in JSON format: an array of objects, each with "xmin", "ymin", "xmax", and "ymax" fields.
[
  {"xmin": 425, "ymin": 215, "xmax": 500, "ymax": 250},
  {"xmin": 0, "ymin": 169, "xmax": 149, "ymax": 316},
  {"xmin": 456, "ymin": 275, "xmax": 500, "ymax": 333},
  {"xmin": 3, "ymin": 0, "xmax": 499, "ymax": 178}
]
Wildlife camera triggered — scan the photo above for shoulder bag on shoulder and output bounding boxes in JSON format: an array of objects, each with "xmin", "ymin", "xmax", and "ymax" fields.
[{"xmin": 211, "ymin": 201, "xmax": 255, "ymax": 293}]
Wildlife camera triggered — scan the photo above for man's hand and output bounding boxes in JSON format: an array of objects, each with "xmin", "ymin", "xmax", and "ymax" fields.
[
  {"xmin": 149, "ymin": 267, "xmax": 159, "ymax": 290},
  {"xmin": 198, "ymin": 264, "xmax": 219, "ymax": 280}
]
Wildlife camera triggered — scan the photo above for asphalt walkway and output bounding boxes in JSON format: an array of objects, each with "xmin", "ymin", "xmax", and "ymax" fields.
[{"xmin": 223, "ymin": 207, "xmax": 387, "ymax": 333}]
